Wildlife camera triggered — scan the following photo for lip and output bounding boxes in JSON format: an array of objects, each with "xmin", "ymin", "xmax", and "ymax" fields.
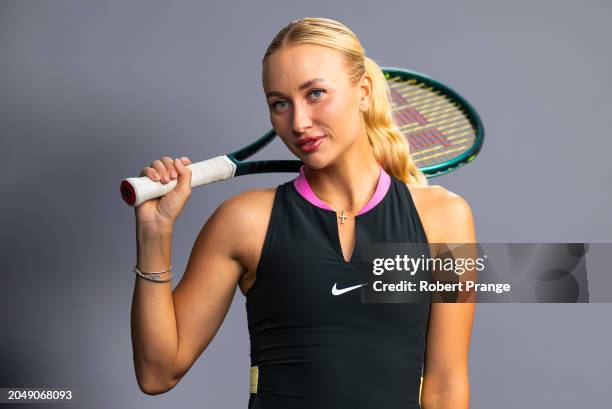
[
  {"xmin": 296, "ymin": 135, "xmax": 325, "ymax": 146},
  {"xmin": 296, "ymin": 135, "xmax": 325, "ymax": 153}
]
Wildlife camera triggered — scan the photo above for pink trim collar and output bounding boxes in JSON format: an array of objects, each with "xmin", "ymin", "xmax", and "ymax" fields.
[{"xmin": 292, "ymin": 163, "xmax": 391, "ymax": 216}]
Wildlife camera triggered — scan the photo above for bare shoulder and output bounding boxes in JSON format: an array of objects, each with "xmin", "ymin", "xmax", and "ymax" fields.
[
  {"xmin": 211, "ymin": 186, "xmax": 277, "ymax": 246},
  {"xmin": 216, "ymin": 186, "xmax": 277, "ymax": 217},
  {"xmin": 405, "ymin": 183, "xmax": 476, "ymax": 244},
  {"xmin": 210, "ymin": 186, "xmax": 277, "ymax": 294},
  {"xmin": 405, "ymin": 183, "xmax": 470, "ymax": 213}
]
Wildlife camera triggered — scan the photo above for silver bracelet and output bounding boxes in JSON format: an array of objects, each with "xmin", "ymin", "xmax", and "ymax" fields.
[
  {"xmin": 132, "ymin": 265, "xmax": 173, "ymax": 283},
  {"xmin": 133, "ymin": 265, "xmax": 173, "ymax": 275},
  {"xmin": 135, "ymin": 270, "xmax": 173, "ymax": 283}
]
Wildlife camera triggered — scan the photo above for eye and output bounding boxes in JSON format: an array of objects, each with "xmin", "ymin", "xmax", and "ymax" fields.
[
  {"xmin": 309, "ymin": 89, "xmax": 326, "ymax": 99},
  {"xmin": 271, "ymin": 100, "xmax": 288, "ymax": 110}
]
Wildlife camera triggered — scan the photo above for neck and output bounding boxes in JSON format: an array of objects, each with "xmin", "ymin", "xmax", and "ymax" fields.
[{"xmin": 303, "ymin": 152, "xmax": 381, "ymax": 211}]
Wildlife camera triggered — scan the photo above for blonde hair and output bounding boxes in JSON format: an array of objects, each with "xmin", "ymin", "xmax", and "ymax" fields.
[{"xmin": 263, "ymin": 17, "xmax": 428, "ymax": 185}]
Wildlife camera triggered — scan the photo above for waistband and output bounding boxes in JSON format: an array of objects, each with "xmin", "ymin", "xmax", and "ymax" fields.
[{"xmin": 249, "ymin": 365, "xmax": 423, "ymax": 402}]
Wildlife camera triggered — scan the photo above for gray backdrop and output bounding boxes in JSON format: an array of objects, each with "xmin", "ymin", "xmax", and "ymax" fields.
[{"xmin": 1, "ymin": 0, "xmax": 611, "ymax": 408}]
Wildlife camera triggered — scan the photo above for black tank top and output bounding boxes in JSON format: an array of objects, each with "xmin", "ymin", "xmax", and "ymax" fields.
[{"xmin": 246, "ymin": 164, "xmax": 431, "ymax": 409}]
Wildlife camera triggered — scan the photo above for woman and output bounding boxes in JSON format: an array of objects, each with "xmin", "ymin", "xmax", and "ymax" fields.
[{"xmin": 131, "ymin": 17, "xmax": 475, "ymax": 409}]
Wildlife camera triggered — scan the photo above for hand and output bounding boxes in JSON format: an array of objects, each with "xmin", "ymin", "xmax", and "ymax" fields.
[{"xmin": 135, "ymin": 156, "xmax": 193, "ymax": 231}]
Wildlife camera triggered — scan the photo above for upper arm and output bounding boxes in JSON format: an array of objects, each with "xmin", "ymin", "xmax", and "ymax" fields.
[
  {"xmin": 170, "ymin": 190, "xmax": 261, "ymax": 381},
  {"xmin": 419, "ymin": 187, "xmax": 476, "ymax": 401}
]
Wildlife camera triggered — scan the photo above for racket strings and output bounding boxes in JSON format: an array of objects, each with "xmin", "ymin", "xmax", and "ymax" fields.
[
  {"xmin": 394, "ymin": 102, "xmax": 462, "ymax": 120},
  {"xmin": 386, "ymin": 75, "xmax": 477, "ymax": 168}
]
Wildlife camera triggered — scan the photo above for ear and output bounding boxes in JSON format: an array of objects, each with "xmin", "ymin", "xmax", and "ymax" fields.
[{"xmin": 358, "ymin": 73, "xmax": 373, "ymax": 112}]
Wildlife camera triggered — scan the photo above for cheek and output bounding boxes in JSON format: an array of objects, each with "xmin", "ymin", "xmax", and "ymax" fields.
[
  {"xmin": 270, "ymin": 114, "xmax": 288, "ymax": 135},
  {"xmin": 320, "ymin": 98, "xmax": 361, "ymax": 131},
  {"xmin": 270, "ymin": 122, "xmax": 295, "ymax": 148},
  {"xmin": 317, "ymin": 99, "xmax": 348, "ymax": 125}
]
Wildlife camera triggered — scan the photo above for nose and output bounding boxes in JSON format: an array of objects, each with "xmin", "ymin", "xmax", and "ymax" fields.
[{"xmin": 291, "ymin": 101, "xmax": 312, "ymax": 134}]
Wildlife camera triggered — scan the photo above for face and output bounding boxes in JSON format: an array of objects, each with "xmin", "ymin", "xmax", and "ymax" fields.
[{"xmin": 262, "ymin": 44, "xmax": 371, "ymax": 168}]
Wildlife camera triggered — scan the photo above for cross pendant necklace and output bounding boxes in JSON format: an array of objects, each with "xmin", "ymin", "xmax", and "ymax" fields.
[
  {"xmin": 338, "ymin": 210, "xmax": 349, "ymax": 224},
  {"xmin": 319, "ymin": 191, "xmax": 373, "ymax": 225},
  {"xmin": 307, "ymin": 166, "xmax": 381, "ymax": 225}
]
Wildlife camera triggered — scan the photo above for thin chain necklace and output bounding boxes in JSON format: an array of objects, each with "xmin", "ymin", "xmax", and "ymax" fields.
[{"xmin": 317, "ymin": 188, "xmax": 375, "ymax": 225}]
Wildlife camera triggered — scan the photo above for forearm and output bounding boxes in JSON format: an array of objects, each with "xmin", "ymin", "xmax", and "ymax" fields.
[{"xmin": 131, "ymin": 226, "xmax": 180, "ymax": 394}]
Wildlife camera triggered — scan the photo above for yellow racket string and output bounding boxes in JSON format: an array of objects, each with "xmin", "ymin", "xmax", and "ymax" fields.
[
  {"xmin": 412, "ymin": 134, "xmax": 474, "ymax": 166},
  {"xmin": 400, "ymin": 114, "xmax": 469, "ymax": 133}
]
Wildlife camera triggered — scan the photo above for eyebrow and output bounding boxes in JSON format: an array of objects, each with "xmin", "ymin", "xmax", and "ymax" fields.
[{"xmin": 266, "ymin": 77, "xmax": 327, "ymax": 98}]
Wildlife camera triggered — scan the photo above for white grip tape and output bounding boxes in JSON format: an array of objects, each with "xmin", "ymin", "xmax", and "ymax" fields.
[{"xmin": 123, "ymin": 155, "xmax": 237, "ymax": 207}]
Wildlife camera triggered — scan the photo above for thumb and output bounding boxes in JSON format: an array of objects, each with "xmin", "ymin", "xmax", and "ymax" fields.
[{"xmin": 174, "ymin": 157, "xmax": 192, "ymax": 194}]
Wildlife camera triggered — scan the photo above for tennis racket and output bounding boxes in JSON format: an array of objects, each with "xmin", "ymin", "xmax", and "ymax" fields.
[{"xmin": 120, "ymin": 66, "xmax": 484, "ymax": 207}]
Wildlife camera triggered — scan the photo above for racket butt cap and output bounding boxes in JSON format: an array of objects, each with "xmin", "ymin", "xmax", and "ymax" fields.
[{"xmin": 120, "ymin": 180, "xmax": 137, "ymax": 206}]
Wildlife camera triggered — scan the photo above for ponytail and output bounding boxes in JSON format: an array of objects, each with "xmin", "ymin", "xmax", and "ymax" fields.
[{"xmin": 363, "ymin": 57, "xmax": 428, "ymax": 185}]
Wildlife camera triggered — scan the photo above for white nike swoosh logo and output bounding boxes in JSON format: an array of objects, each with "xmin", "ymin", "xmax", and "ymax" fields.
[{"xmin": 331, "ymin": 283, "xmax": 367, "ymax": 296}]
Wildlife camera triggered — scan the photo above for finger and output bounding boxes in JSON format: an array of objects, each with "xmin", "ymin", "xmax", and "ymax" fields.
[
  {"xmin": 180, "ymin": 156, "xmax": 191, "ymax": 166},
  {"xmin": 174, "ymin": 157, "xmax": 192, "ymax": 194},
  {"xmin": 160, "ymin": 156, "xmax": 178, "ymax": 181},
  {"xmin": 151, "ymin": 159, "xmax": 169, "ymax": 184},
  {"xmin": 139, "ymin": 167, "xmax": 160, "ymax": 181}
]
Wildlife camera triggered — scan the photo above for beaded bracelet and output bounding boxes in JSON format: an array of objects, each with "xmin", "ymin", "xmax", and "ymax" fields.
[{"xmin": 132, "ymin": 265, "xmax": 173, "ymax": 283}]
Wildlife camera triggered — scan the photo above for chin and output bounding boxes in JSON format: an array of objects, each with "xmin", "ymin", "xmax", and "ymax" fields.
[{"xmin": 298, "ymin": 155, "xmax": 334, "ymax": 171}]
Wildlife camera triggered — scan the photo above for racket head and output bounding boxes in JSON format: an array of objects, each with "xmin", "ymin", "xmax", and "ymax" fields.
[{"xmin": 382, "ymin": 66, "xmax": 485, "ymax": 177}]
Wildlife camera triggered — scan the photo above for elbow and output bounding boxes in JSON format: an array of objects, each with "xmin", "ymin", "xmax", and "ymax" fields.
[
  {"xmin": 132, "ymin": 346, "xmax": 188, "ymax": 395},
  {"xmin": 137, "ymin": 375, "xmax": 180, "ymax": 395},
  {"xmin": 134, "ymin": 363, "xmax": 183, "ymax": 395},
  {"xmin": 138, "ymin": 384, "xmax": 174, "ymax": 396}
]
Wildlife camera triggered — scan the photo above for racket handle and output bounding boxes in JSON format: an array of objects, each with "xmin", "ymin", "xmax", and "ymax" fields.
[{"xmin": 120, "ymin": 155, "xmax": 237, "ymax": 207}]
